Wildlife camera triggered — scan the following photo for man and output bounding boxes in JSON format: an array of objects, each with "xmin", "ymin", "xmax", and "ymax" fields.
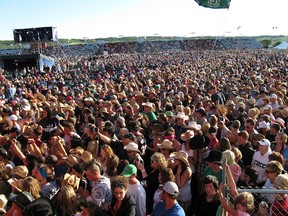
[
  {"xmin": 122, "ymin": 164, "xmax": 146, "ymax": 216},
  {"xmin": 244, "ymin": 118, "xmax": 258, "ymax": 141},
  {"xmin": 238, "ymin": 131, "xmax": 256, "ymax": 166},
  {"xmin": 151, "ymin": 181, "xmax": 185, "ymax": 216},
  {"xmin": 252, "ymin": 139, "xmax": 272, "ymax": 187},
  {"xmin": 83, "ymin": 160, "xmax": 112, "ymax": 210}
]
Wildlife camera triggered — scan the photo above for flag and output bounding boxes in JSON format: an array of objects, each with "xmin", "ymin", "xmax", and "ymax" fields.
[{"xmin": 195, "ymin": 0, "xmax": 231, "ymax": 9}]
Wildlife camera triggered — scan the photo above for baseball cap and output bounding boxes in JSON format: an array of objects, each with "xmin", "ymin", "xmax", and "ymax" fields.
[
  {"xmin": 258, "ymin": 139, "xmax": 271, "ymax": 147},
  {"xmin": 121, "ymin": 164, "xmax": 137, "ymax": 177},
  {"xmin": 163, "ymin": 181, "xmax": 179, "ymax": 196}
]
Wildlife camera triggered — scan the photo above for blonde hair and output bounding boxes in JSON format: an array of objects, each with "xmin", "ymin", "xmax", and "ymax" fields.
[
  {"xmin": 22, "ymin": 176, "xmax": 41, "ymax": 199},
  {"xmin": 235, "ymin": 192, "xmax": 254, "ymax": 214},
  {"xmin": 275, "ymin": 174, "xmax": 288, "ymax": 190},
  {"xmin": 221, "ymin": 150, "xmax": 235, "ymax": 165},
  {"xmin": 57, "ymin": 185, "xmax": 78, "ymax": 216},
  {"xmin": 151, "ymin": 152, "xmax": 167, "ymax": 170}
]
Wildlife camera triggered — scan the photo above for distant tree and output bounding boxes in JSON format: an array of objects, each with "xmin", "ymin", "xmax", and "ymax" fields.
[
  {"xmin": 274, "ymin": 41, "xmax": 282, "ymax": 47},
  {"xmin": 260, "ymin": 39, "xmax": 272, "ymax": 48}
]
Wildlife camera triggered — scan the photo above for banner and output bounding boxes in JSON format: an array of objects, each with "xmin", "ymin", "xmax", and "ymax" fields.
[{"xmin": 195, "ymin": 0, "xmax": 230, "ymax": 9}]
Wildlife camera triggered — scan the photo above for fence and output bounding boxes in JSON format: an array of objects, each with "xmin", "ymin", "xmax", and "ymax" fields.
[
  {"xmin": 224, "ymin": 188, "xmax": 288, "ymax": 216},
  {"xmin": 221, "ymin": 161, "xmax": 288, "ymax": 216}
]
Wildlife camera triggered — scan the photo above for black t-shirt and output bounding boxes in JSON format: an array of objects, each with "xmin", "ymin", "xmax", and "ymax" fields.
[{"xmin": 195, "ymin": 193, "xmax": 220, "ymax": 216}]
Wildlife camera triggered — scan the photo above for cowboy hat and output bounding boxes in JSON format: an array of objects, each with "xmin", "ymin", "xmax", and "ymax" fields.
[
  {"xmin": 173, "ymin": 112, "xmax": 189, "ymax": 121},
  {"xmin": 186, "ymin": 121, "xmax": 201, "ymax": 131},
  {"xmin": 157, "ymin": 139, "xmax": 173, "ymax": 149},
  {"xmin": 62, "ymin": 173, "xmax": 80, "ymax": 192},
  {"xmin": 8, "ymin": 178, "xmax": 24, "ymax": 192},
  {"xmin": 180, "ymin": 130, "xmax": 194, "ymax": 141},
  {"xmin": 124, "ymin": 142, "xmax": 140, "ymax": 152},
  {"xmin": 170, "ymin": 150, "xmax": 189, "ymax": 167}
]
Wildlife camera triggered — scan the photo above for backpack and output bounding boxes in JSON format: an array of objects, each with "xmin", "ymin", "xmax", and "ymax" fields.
[{"xmin": 23, "ymin": 197, "xmax": 55, "ymax": 216}]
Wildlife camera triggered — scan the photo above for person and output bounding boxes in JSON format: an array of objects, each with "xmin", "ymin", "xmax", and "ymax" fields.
[
  {"xmin": 136, "ymin": 152, "xmax": 167, "ymax": 215},
  {"xmin": 252, "ymin": 139, "xmax": 272, "ymax": 186},
  {"xmin": 153, "ymin": 167, "xmax": 175, "ymax": 209},
  {"xmin": 0, "ymin": 194, "xmax": 7, "ymax": 215},
  {"xmin": 170, "ymin": 150, "xmax": 192, "ymax": 215},
  {"xmin": 271, "ymin": 131, "xmax": 287, "ymax": 154},
  {"xmin": 263, "ymin": 161, "xmax": 283, "ymax": 205},
  {"xmin": 195, "ymin": 175, "xmax": 220, "ymax": 216},
  {"xmin": 151, "ymin": 181, "xmax": 185, "ymax": 216},
  {"xmin": 83, "ymin": 160, "xmax": 112, "ymax": 210},
  {"xmin": 121, "ymin": 164, "xmax": 146, "ymax": 216},
  {"xmin": 36, "ymin": 164, "xmax": 60, "ymax": 200},
  {"xmin": 237, "ymin": 131, "xmax": 255, "ymax": 167},
  {"xmin": 4, "ymin": 191, "xmax": 35, "ymax": 216},
  {"xmin": 218, "ymin": 165, "xmax": 255, "ymax": 216},
  {"xmin": 77, "ymin": 201, "xmax": 104, "ymax": 216},
  {"xmin": 222, "ymin": 150, "xmax": 242, "ymax": 183},
  {"xmin": 55, "ymin": 185, "xmax": 79, "ymax": 216},
  {"xmin": 204, "ymin": 150, "xmax": 223, "ymax": 184},
  {"xmin": 109, "ymin": 175, "xmax": 136, "ymax": 216},
  {"xmin": 270, "ymin": 174, "xmax": 288, "ymax": 216}
]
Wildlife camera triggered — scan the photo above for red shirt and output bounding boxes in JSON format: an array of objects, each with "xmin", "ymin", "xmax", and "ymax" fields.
[{"xmin": 271, "ymin": 196, "xmax": 288, "ymax": 216}]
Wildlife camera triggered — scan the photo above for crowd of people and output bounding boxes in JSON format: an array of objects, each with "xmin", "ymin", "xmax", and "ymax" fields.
[{"xmin": 0, "ymin": 46, "xmax": 288, "ymax": 216}]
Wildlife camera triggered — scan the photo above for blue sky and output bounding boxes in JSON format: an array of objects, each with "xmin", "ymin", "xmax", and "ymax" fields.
[{"xmin": 1, "ymin": 0, "xmax": 287, "ymax": 40}]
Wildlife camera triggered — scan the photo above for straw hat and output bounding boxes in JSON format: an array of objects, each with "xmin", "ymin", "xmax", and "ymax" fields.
[
  {"xmin": 8, "ymin": 178, "xmax": 24, "ymax": 192},
  {"xmin": 69, "ymin": 146, "xmax": 85, "ymax": 156},
  {"xmin": 80, "ymin": 151, "xmax": 93, "ymax": 162},
  {"xmin": 34, "ymin": 93, "xmax": 46, "ymax": 103},
  {"xmin": 66, "ymin": 155, "xmax": 79, "ymax": 167},
  {"xmin": 0, "ymin": 194, "xmax": 7, "ymax": 213},
  {"xmin": 12, "ymin": 166, "xmax": 29, "ymax": 179},
  {"xmin": 157, "ymin": 139, "xmax": 173, "ymax": 149},
  {"xmin": 62, "ymin": 173, "xmax": 80, "ymax": 192},
  {"xmin": 186, "ymin": 121, "xmax": 201, "ymax": 131},
  {"xmin": 173, "ymin": 112, "xmax": 189, "ymax": 121},
  {"xmin": 142, "ymin": 102, "xmax": 154, "ymax": 109},
  {"xmin": 180, "ymin": 130, "xmax": 195, "ymax": 141},
  {"xmin": 124, "ymin": 142, "xmax": 140, "ymax": 152},
  {"xmin": 170, "ymin": 150, "xmax": 189, "ymax": 167}
]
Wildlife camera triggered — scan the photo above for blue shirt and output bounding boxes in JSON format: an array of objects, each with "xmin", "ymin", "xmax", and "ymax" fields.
[{"xmin": 151, "ymin": 201, "xmax": 185, "ymax": 216}]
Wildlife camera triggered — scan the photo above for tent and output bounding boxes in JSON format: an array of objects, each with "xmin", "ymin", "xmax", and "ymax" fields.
[
  {"xmin": 0, "ymin": 54, "xmax": 54, "ymax": 72},
  {"xmin": 274, "ymin": 41, "xmax": 288, "ymax": 49}
]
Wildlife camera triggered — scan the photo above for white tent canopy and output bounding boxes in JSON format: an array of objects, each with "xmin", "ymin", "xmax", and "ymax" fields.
[{"xmin": 275, "ymin": 41, "xmax": 288, "ymax": 49}]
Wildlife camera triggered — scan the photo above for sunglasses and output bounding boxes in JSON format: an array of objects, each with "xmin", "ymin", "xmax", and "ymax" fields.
[
  {"xmin": 236, "ymin": 200, "xmax": 246, "ymax": 207},
  {"xmin": 160, "ymin": 148, "xmax": 167, "ymax": 151},
  {"xmin": 127, "ymin": 151, "xmax": 133, "ymax": 153},
  {"xmin": 265, "ymin": 170, "xmax": 275, "ymax": 174}
]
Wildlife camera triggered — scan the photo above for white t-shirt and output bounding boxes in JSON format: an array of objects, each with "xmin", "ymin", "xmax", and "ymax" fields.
[
  {"xmin": 252, "ymin": 149, "xmax": 271, "ymax": 184},
  {"xmin": 128, "ymin": 181, "xmax": 146, "ymax": 216}
]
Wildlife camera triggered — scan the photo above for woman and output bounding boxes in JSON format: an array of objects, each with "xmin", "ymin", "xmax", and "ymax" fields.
[
  {"xmin": 100, "ymin": 145, "xmax": 119, "ymax": 180},
  {"xmin": 270, "ymin": 174, "xmax": 288, "ymax": 216},
  {"xmin": 109, "ymin": 176, "xmax": 136, "ymax": 216},
  {"xmin": 271, "ymin": 131, "xmax": 287, "ymax": 154},
  {"xmin": 55, "ymin": 185, "xmax": 79, "ymax": 216},
  {"xmin": 153, "ymin": 167, "xmax": 175, "ymax": 209},
  {"xmin": 219, "ymin": 164, "xmax": 255, "ymax": 216},
  {"xmin": 195, "ymin": 175, "xmax": 220, "ymax": 216},
  {"xmin": 170, "ymin": 150, "xmax": 192, "ymax": 215},
  {"xmin": 136, "ymin": 152, "xmax": 167, "ymax": 215},
  {"xmin": 78, "ymin": 201, "xmax": 104, "ymax": 216},
  {"xmin": 36, "ymin": 164, "xmax": 60, "ymax": 200},
  {"xmin": 222, "ymin": 150, "xmax": 242, "ymax": 184},
  {"xmin": 22, "ymin": 176, "xmax": 41, "ymax": 199}
]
